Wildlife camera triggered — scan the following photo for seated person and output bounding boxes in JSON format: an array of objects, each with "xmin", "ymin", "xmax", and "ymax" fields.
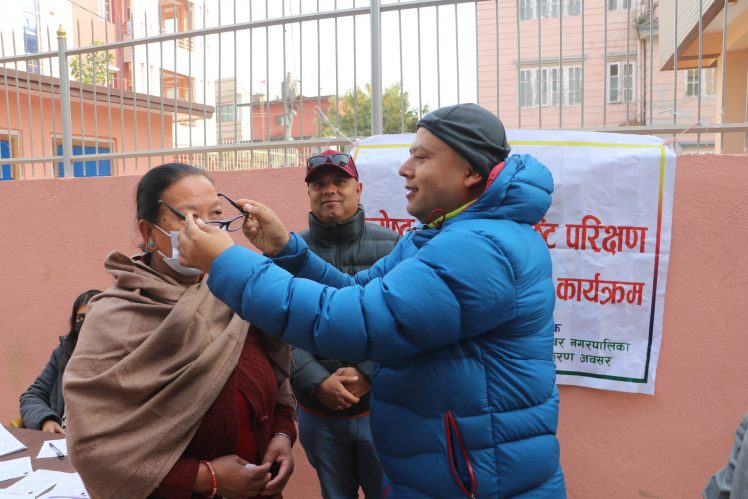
[
  {"xmin": 62, "ymin": 163, "xmax": 296, "ymax": 499},
  {"xmin": 19, "ymin": 289, "xmax": 101, "ymax": 433}
]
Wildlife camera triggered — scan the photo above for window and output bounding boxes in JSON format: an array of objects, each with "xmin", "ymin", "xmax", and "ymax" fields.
[
  {"xmin": 22, "ymin": 0, "xmax": 39, "ymax": 73},
  {"xmin": 607, "ymin": 0, "xmax": 630, "ymax": 11},
  {"xmin": 519, "ymin": 0, "xmax": 534, "ymax": 21},
  {"xmin": 98, "ymin": 0, "xmax": 111, "ymax": 22},
  {"xmin": 519, "ymin": 70, "xmax": 535, "ymax": 107},
  {"xmin": 161, "ymin": 0, "xmax": 194, "ymax": 49},
  {"xmin": 520, "ymin": 0, "xmax": 580, "ymax": 20},
  {"xmin": 519, "ymin": 66, "xmax": 583, "ymax": 107},
  {"xmin": 566, "ymin": 0, "xmax": 581, "ymax": 15},
  {"xmin": 275, "ymin": 115, "xmax": 285, "ymax": 126},
  {"xmin": 686, "ymin": 68, "xmax": 717, "ymax": 97},
  {"xmin": 56, "ymin": 143, "xmax": 112, "ymax": 177},
  {"xmin": 161, "ymin": 69, "xmax": 194, "ymax": 101},
  {"xmin": 567, "ymin": 67, "xmax": 582, "ymax": 105},
  {"xmin": 608, "ymin": 63, "xmax": 633, "ymax": 103},
  {"xmin": 218, "ymin": 105, "xmax": 235, "ymax": 123},
  {"xmin": 1, "ymin": 136, "xmax": 18, "ymax": 181}
]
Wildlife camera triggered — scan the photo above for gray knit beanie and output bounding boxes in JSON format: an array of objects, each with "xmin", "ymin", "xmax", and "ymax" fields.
[{"xmin": 416, "ymin": 103, "xmax": 511, "ymax": 177}]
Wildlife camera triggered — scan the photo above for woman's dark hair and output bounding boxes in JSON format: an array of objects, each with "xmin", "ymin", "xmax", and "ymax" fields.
[
  {"xmin": 62, "ymin": 289, "xmax": 102, "ymax": 367},
  {"xmin": 136, "ymin": 162, "xmax": 210, "ymax": 222}
]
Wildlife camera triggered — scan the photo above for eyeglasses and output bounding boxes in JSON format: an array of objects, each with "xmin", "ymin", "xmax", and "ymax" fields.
[
  {"xmin": 158, "ymin": 193, "xmax": 248, "ymax": 232},
  {"xmin": 306, "ymin": 153, "xmax": 351, "ymax": 170}
]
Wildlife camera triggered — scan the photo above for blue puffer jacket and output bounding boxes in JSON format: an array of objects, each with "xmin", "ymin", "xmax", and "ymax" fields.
[{"xmin": 207, "ymin": 153, "xmax": 566, "ymax": 498}]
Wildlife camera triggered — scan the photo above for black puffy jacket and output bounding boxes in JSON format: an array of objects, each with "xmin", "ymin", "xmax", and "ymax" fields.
[{"xmin": 292, "ymin": 207, "xmax": 399, "ymax": 416}]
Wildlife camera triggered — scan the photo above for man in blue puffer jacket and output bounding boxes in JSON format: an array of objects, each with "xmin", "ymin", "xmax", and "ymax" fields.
[{"xmin": 178, "ymin": 103, "xmax": 566, "ymax": 498}]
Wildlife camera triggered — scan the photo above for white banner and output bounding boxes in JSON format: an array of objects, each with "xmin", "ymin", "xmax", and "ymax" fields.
[{"xmin": 352, "ymin": 130, "xmax": 676, "ymax": 394}]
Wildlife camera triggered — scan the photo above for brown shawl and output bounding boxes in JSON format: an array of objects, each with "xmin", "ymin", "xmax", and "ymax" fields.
[{"xmin": 63, "ymin": 251, "xmax": 293, "ymax": 499}]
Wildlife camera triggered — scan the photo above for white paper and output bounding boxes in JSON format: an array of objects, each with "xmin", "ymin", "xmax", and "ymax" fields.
[
  {"xmin": 36, "ymin": 440, "xmax": 68, "ymax": 459},
  {"xmin": 37, "ymin": 472, "xmax": 89, "ymax": 499},
  {"xmin": 3, "ymin": 469, "xmax": 65, "ymax": 496},
  {"xmin": 0, "ymin": 457, "xmax": 32, "ymax": 483},
  {"xmin": 0, "ymin": 427, "xmax": 26, "ymax": 458}
]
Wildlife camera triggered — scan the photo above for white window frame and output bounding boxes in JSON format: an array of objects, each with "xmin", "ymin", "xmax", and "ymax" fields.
[
  {"xmin": 566, "ymin": 66, "xmax": 582, "ymax": 105},
  {"xmin": 520, "ymin": 65, "xmax": 583, "ymax": 107},
  {"xmin": 519, "ymin": 69, "xmax": 536, "ymax": 107},
  {"xmin": 607, "ymin": 0, "xmax": 630, "ymax": 11},
  {"xmin": 520, "ymin": 0, "xmax": 580, "ymax": 20},
  {"xmin": 607, "ymin": 62, "xmax": 634, "ymax": 103},
  {"xmin": 686, "ymin": 68, "xmax": 717, "ymax": 97}
]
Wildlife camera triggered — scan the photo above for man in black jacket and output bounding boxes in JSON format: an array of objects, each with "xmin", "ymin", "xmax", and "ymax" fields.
[{"xmin": 293, "ymin": 149, "xmax": 399, "ymax": 498}]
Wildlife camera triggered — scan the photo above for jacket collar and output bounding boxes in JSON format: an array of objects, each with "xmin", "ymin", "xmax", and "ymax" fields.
[{"xmin": 308, "ymin": 206, "xmax": 365, "ymax": 245}]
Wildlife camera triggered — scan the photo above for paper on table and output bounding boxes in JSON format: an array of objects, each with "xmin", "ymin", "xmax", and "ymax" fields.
[
  {"xmin": 0, "ymin": 427, "xmax": 26, "ymax": 458},
  {"xmin": 0, "ymin": 457, "xmax": 32, "ymax": 483},
  {"xmin": 36, "ymin": 440, "xmax": 68, "ymax": 459},
  {"xmin": 3, "ymin": 469, "xmax": 65, "ymax": 496},
  {"xmin": 37, "ymin": 472, "xmax": 89, "ymax": 499}
]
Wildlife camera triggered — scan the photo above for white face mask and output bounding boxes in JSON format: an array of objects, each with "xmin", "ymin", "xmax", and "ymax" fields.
[{"xmin": 152, "ymin": 224, "xmax": 203, "ymax": 277}]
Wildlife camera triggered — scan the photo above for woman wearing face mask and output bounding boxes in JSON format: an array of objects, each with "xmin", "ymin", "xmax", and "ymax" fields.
[
  {"xmin": 19, "ymin": 289, "xmax": 101, "ymax": 433},
  {"xmin": 63, "ymin": 163, "xmax": 296, "ymax": 499}
]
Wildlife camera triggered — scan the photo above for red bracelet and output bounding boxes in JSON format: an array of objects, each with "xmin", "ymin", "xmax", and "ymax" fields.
[{"xmin": 200, "ymin": 460, "xmax": 217, "ymax": 498}]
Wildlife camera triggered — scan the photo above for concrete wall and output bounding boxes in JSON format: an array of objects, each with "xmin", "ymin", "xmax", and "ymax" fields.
[{"xmin": 1, "ymin": 154, "xmax": 747, "ymax": 497}]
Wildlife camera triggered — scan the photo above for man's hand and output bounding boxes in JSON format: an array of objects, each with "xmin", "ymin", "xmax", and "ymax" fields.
[
  {"xmin": 235, "ymin": 199, "xmax": 290, "ymax": 256},
  {"xmin": 177, "ymin": 215, "xmax": 234, "ymax": 272},
  {"xmin": 41, "ymin": 419, "xmax": 65, "ymax": 434},
  {"xmin": 259, "ymin": 433, "xmax": 294, "ymax": 497},
  {"xmin": 314, "ymin": 373, "xmax": 361, "ymax": 411},
  {"xmin": 335, "ymin": 367, "xmax": 372, "ymax": 398}
]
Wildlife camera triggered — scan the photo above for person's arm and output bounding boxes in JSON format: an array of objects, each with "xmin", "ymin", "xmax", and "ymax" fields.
[
  {"xmin": 206, "ymin": 227, "xmax": 518, "ymax": 365},
  {"xmin": 290, "ymin": 347, "xmax": 333, "ymax": 398},
  {"xmin": 152, "ymin": 456, "xmax": 273, "ymax": 498},
  {"xmin": 20, "ymin": 348, "xmax": 63, "ymax": 431},
  {"xmin": 272, "ymin": 232, "xmax": 401, "ymax": 289}
]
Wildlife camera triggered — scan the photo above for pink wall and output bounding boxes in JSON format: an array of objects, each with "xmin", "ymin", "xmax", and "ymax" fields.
[{"xmin": 1, "ymin": 155, "xmax": 747, "ymax": 497}]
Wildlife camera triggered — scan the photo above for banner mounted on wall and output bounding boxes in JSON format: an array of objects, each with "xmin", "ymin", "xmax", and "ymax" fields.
[{"xmin": 352, "ymin": 130, "xmax": 676, "ymax": 395}]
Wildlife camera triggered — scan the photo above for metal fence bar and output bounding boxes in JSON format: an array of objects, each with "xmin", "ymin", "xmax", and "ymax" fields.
[
  {"xmin": 399, "ymin": 5, "xmax": 405, "ymax": 132},
  {"xmin": 455, "ymin": 3, "xmax": 460, "ymax": 103},
  {"xmin": 436, "ymin": 5, "xmax": 442, "ymax": 108},
  {"xmin": 515, "ymin": 0, "xmax": 521, "ymax": 129},
  {"xmin": 719, "ymin": 0, "xmax": 728, "ymax": 148},
  {"xmin": 104, "ymin": 16, "xmax": 113, "ymax": 176},
  {"xmin": 558, "ymin": 1, "xmax": 563, "ymax": 129},
  {"xmin": 580, "ymin": 0, "xmax": 584, "ymax": 128},
  {"xmin": 536, "ymin": 0, "xmax": 541, "ymax": 128},
  {"xmin": 697, "ymin": 0, "xmax": 703, "ymax": 151},
  {"xmin": 603, "ymin": 2, "xmax": 607, "ymax": 127},
  {"xmin": 57, "ymin": 28, "xmax": 73, "ymax": 177},
  {"xmin": 354, "ymin": 4, "xmax": 359, "ymax": 137},
  {"xmin": 45, "ymin": 26, "xmax": 57, "ymax": 177},
  {"xmin": 12, "ymin": 32, "xmax": 24, "ymax": 177},
  {"xmin": 76, "ymin": 20, "xmax": 85, "ymax": 174}
]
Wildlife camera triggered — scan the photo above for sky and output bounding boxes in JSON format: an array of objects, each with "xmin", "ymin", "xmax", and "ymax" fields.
[{"xmin": 211, "ymin": 0, "xmax": 477, "ymax": 113}]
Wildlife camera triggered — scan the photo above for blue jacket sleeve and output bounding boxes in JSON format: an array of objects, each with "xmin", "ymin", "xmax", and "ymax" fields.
[
  {"xmin": 272, "ymin": 232, "xmax": 398, "ymax": 288},
  {"xmin": 207, "ymin": 228, "xmax": 517, "ymax": 365}
]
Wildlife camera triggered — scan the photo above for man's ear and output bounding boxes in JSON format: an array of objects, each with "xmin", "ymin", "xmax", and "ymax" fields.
[
  {"xmin": 464, "ymin": 163, "xmax": 483, "ymax": 189},
  {"xmin": 356, "ymin": 181, "xmax": 363, "ymax": 195}
]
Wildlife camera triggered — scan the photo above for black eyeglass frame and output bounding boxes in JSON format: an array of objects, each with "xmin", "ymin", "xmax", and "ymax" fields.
[
  {"xmin": 157, "ymin": 193, "xmax": 248, "ymax": 232},
  {"xmin": 306, "ymin": 153, "xmax": 352, "ymax": 170}
]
